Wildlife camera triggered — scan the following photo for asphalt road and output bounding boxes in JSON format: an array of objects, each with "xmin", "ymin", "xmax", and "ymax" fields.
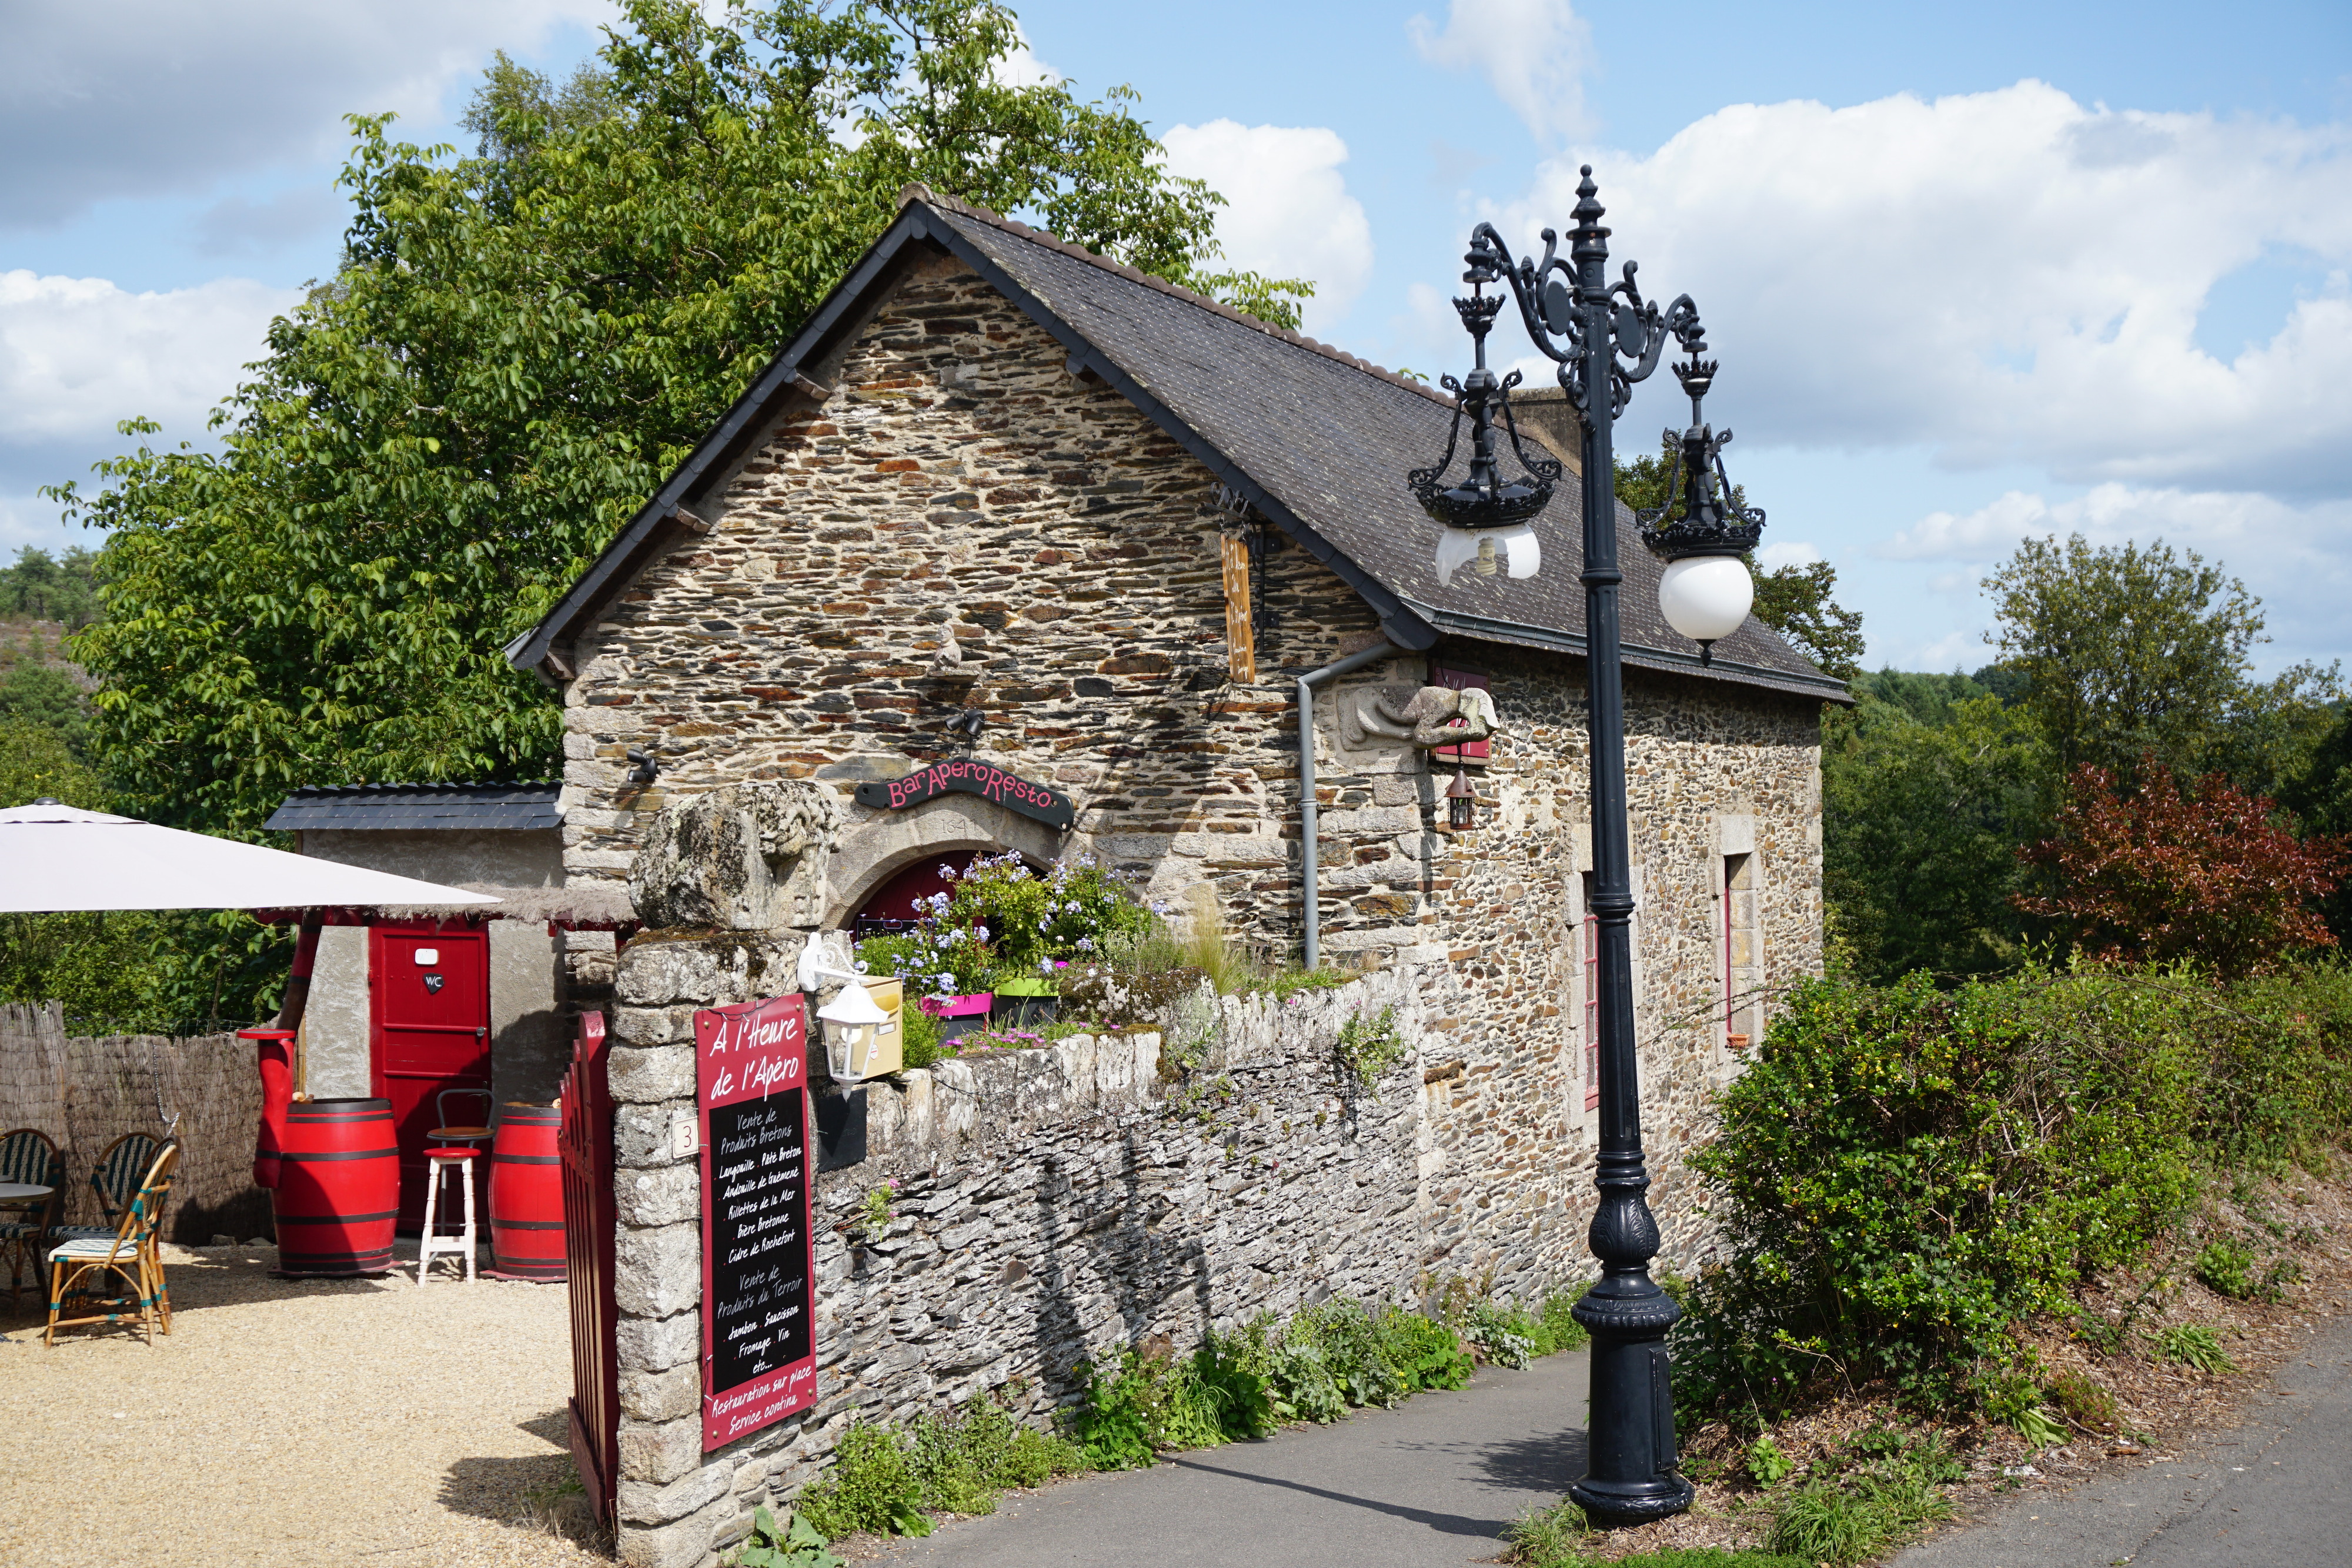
[
  {"xmin": 871, "ymin": 1350, "xmax": 1592, "ymax": 1568},
  {"xmin": 1893, "ymin": 1310, "xmax": 2352, "ymax": 1568}
]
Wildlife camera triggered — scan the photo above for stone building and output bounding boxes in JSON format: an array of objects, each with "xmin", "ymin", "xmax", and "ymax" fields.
[{"xmin": 500, "ymin": 185, "xmax": 1849, "ymax": 1564}]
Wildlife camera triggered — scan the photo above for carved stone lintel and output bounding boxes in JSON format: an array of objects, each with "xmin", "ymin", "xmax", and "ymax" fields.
[{"xmin": 629, "ymin": 781, "xmax": 843, "ymax": 931}]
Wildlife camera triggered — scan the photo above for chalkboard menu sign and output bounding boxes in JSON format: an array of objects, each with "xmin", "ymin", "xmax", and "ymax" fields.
[{"xmin": 696, "ymin": 994, "xmax": 818, "ymax": 1451}]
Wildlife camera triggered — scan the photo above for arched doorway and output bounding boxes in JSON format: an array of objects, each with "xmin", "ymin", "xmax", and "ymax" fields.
[{"xmin": 850, "ymin": 851, "xmax": 971, "ymax": 938}]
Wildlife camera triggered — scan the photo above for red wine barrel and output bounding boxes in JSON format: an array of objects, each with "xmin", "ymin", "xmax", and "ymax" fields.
[
  {"xmin": 272, "ymin": 1098, "xmax": 397, "ymax": 1276},
  {"xmin": 487, "ymin": 1104, "xmax": 566, "ymax": 1282}
]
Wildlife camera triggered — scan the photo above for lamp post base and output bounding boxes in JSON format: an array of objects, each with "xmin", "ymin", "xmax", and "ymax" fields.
[
  {"xmin": 1571, "ymin": 1265, "xmax": 1694, "ymax": 1526},
  {"xmin": 1570, "ymin": 1472, "xmax": 1697, "ymax": 1527}
]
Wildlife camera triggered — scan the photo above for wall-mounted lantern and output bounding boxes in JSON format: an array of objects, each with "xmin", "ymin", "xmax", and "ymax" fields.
[{"xmin": 1446, "ymin": 765, "xmax": 1476, "ymax": 830}]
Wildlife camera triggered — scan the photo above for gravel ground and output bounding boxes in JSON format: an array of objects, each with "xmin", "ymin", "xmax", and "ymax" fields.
[{"xmin": 0, "ymin": 1239, "xmax": 612, "ymax": 1567}]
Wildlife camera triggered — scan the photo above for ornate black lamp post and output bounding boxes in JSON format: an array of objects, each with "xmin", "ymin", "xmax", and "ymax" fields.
[{"xmin": 1408, "ymin": 167, "xmax": 1766, "ymax": 1526}]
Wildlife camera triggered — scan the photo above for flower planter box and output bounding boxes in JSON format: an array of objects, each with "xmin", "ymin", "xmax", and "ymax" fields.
[
  {"xmin": 990, "ymin": 977, "xmax": 1058, "ymax": 1028},
  {"xmin": 918, "ymin": 991, "xmax": 994, "ymax": 1041}
]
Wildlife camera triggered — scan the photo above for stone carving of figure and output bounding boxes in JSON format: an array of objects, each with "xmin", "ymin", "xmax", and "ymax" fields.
[{"xmin": 1372, "ymin": 685, "xmax": 1499, "ymax": 748}]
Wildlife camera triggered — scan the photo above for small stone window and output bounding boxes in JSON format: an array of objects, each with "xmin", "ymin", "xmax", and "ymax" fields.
[{"xmin": 1722, "ymin": 852, "xmax": 1763, "ymax": 1048}]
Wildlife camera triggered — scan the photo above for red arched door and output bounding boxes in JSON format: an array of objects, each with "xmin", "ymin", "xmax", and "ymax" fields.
[{"xmin": 853, "ymin": 852, "xmax": 974, "ymax": 937}]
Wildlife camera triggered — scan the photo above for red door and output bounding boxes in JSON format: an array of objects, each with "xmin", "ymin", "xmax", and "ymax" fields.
[{"xmin": 370, "ymin": 925, "xmax": 491, "ymax": 1228}]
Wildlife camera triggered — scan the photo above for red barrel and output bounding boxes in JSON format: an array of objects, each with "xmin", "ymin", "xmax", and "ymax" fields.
[
  {"xmin": 272, "ymin": 1098, "xmax": 398, "ymax": 1276},
  {"xmin": 487, "ymin": 1103, "xmax": 566, "ymax": 1282}
]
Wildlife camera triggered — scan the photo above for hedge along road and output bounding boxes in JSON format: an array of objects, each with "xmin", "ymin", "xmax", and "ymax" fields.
[
  {"xmin": 1893, "ymin": 1309, "xmax": 2352, "ymax": 1568},
  {"xmin": 873, "ymin": 1349, "xmax": 1592, "ymax": 1568}
]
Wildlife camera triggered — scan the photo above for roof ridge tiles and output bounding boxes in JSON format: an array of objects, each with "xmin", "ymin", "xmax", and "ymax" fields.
[{"xmin": 898, "ymin": 184, "xmax": 1456, "ymax": 410}]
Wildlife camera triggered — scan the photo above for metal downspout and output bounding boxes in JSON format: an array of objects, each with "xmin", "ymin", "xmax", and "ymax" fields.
[{"xmin": 1298, "ymin": 641, "xmax": 1403, "ymax": 970}]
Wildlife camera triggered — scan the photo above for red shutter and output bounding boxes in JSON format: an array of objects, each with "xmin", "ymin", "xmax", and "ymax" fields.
[{"xmin": 1431, "ymin": 664, "xmax": 1491, "ymax": 762}]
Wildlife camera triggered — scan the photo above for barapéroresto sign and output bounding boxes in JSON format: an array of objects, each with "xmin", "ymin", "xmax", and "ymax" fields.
[
  {"xmin": 696, "ymin": 994, "xmax": 817, "ymax": 1451},
  {"xmin": 854, "ymin": 759, "xmax": 1075, "ymax": 831}
]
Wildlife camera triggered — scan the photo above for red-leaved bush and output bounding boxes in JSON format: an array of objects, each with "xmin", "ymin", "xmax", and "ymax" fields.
[{"xmin": 2015, "ymin": 760, "xmax": 2350, "ymax": 975}]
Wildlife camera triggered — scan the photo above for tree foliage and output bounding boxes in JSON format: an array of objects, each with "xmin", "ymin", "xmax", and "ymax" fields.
[
  {"xmin": 0, "ymin": 547, "xmax": 102, "ymax": 628},
  {"xmin": 2282, "ymin": 708, "xmax": 2352, "ymax": 946},
  {"xmin": 1750, "ymin": 559, "xmax": 1866, "ymax": 681},
  {"xmin": 2016, "ymin": 760, "xmax": 2348, "ymax": 975},
  {"xmin": 1823, "ymin": 693, "xmax": 2050, "ymax": 982},
  {"xmin": 1985, "ymin": 533, "xmax": 2340, "ymax": 785},
  {"xmin": 50, "ymin": 0, "xmax": 1288, "ymax": 835}
]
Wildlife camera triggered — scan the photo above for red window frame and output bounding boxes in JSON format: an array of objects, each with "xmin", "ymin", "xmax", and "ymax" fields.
[{"xmin": 1583, "ymin": 911, "xmax": 1600, "ymax": 1111}]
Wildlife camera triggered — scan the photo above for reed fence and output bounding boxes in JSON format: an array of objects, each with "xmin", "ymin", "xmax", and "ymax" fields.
[{"xmin": 0, "ymin": 1001, "xmax": 269, "ymax": 1243}]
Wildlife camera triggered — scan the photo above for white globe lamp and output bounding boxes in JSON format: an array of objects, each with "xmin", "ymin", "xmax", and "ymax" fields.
[{"xmin": 1656, "ymin": 554, "xmax": 1752, "ymax": 657}]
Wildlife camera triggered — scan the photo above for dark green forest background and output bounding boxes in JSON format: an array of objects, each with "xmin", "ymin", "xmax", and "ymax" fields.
[{"xmin": 3, "ymin": 0, "xmax": 2347, "ymax": 1031}]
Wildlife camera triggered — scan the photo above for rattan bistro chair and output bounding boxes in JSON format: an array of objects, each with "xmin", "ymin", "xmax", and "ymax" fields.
[
  {"xmin": 0, "ymin": 1128, "xmax": 64, "ymax": 1306},
  {"xmin": 45, "ymin": 1141, "xmax": 178, "ymax": 1347},
  {"xmin": 44, "ymin": 1131, "xmax": 161, "ymax": 1248}
]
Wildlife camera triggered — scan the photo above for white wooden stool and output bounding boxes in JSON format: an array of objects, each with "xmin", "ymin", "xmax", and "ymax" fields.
[{"xmin": 416, "ymin": 1147, "xmax": 479, "ymax": 1285}]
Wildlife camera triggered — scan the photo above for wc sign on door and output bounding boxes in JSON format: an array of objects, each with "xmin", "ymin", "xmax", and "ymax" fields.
[{"xmin": 694, "ymin": 992, "xmax": 817, "ymax": 1450}]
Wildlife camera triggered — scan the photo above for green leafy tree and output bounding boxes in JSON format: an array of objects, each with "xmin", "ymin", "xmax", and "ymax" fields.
[
  {"xmin": 1823, "ymin": 693, "xmax": 2053, "ymax": 982},
  {"xmin": 51, "ymin": 0, "xmax": 1294, "ymax": 837},
  {"xmin": 1613, "ymin": 437, "xmax": 1863, "ymax": 678},
  {"xmin": 0, "ymin": 546, "xmax": 102, "ymax": 627},
  {"xmin": 0, "ymin": 664, "xmax": 91, "ymax": 754},
  {"xmin": 1985, "ymin": 533, "xmax": 2340, "ymax": 784},
  {"xmin": 1750, "ymin": 558, "xmax": 1866, "ymax": 680},
  {"xmin": 2276, "ymin": 707, "xmax": 2352, "ymax": 945}
]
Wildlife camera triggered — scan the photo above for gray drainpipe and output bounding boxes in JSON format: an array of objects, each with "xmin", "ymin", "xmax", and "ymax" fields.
[{"xmin": 1298, "ymin": 641, "xmax": 1404, "ymax": 971}]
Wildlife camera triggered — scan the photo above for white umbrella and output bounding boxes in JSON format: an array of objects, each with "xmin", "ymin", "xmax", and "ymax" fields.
[{"xmin": 0, "ymin": 800, "xmax": 500, "ymax": 913}]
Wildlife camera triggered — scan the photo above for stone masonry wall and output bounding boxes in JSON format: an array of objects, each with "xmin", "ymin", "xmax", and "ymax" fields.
[
  {"xmin": 559, "ymin": 245, "xmax": 1391, "ymax": 954},
  {"xmin": 607, "ymin": 930, "xmax": 1442, "ymax": 1568}
]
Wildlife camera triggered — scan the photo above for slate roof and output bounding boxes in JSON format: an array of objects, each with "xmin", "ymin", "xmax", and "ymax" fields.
[
  {"xmin": 509, "ymin": 188, "xmax": 1849, "ymax": 705},
  {"xmin": 265, "ymin": 781, "xmax": 564, "ymax": 833}
]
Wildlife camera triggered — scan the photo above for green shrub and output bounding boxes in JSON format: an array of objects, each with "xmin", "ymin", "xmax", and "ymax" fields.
[
  {"xmin": 2151, "ymin": 1322, "xmax": 2236, "ymax": 1373},
  {"xmin": 2044, "ymin": 1369, "xmax": 2119, "ymax": 1433},
  {"xmin": 796, "ymin": 1394, "xmax": 1085, "ymax": 1537},
  {"xmin": 1069, "ymin": 1340, "xmax": 1249, "ymax": 1468},
  {"xmin": 1765, "ymin": 1446, "xmax": 1953, "ymax": 1567},
  {"xmin": 1675, "ymin": 969, "xmax": 2223, "ymax": 1416},
  {"xmin": 1502, "ymin": 1496, "xmax": 1813, "ymax": 1568},
  {"xmin": 1337, "ymin": 1004, "xmax": 1406, "ymax": 1088},
  {"xmin": 1374, "ymin": 1303, "xmax": 1474, "ymax": 1392},
  {"xmin": 729, "ymin": 1504, "xmax": 841, "ymax": 1568},
  {"xmin": 2194, "ymin": 1237, "xmax": 2259, "ymax": 1299},
  {"xmin": 1745, "ymin": 1433, "xmax": 1794, "ymax": 1484},
  {"xmin": 793, "ymin": 1423, "xmax": 930, "ymax": 1539}
]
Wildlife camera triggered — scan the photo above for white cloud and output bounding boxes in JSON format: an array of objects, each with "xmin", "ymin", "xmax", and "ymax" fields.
[
  {"xmin": 1, "ymin": 1, "xmax": 616, "ymax": 227},
  {"xmin": 1877, "ymin": 482, "xmax": 2352, "ymax": 669},
  {"xmin": 0, "ymin": 271, "xmax": 300, "ymax": 446},
  {"xmin": 1160, "ymin": 121, "xmax": 1375, "ymax": 329},
  {"xmin": 1756, "ymin": 540, "xmax": 1823, "ymax": 570},
  {"xmin": 1408, "ymin": 0, "xmax": 1593, "ymax": 146},
  {"xmin": 1486, "ymin": 82, "xmax": 2352, "ymax": 497}
]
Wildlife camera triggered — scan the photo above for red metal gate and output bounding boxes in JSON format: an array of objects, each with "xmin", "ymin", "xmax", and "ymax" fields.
[{"xmin": 559, "ymin": 1011, "xmax": 619, "ymax": 1531}]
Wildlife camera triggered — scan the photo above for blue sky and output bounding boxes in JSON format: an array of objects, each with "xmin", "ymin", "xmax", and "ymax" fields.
[{"xmin": 4, "ymin": 0, "xmax": 2348, "ymax": 674}]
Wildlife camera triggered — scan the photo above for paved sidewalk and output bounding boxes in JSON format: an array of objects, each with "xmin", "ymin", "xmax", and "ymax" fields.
[
  {"xmin": 1893, "ymin": 1311, "xmax": 2352, "ymax": 1568},
  {"xmin": 873, "ymin": 1350, "xmax": 1591, "ymax": 1568}
]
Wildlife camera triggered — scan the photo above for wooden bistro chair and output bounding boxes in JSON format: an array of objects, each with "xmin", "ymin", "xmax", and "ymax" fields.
[
  {"xmin": 45, "ymin": 1141, "xmax": 179, "ymax": 1348},
  {"xmin": 0, "ymin": 1128, "xmax": 64, "ymax": 1307},
  {"xmin": 46, "ymin": 1131, "xmax": 162, "ymax": 1249}
]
